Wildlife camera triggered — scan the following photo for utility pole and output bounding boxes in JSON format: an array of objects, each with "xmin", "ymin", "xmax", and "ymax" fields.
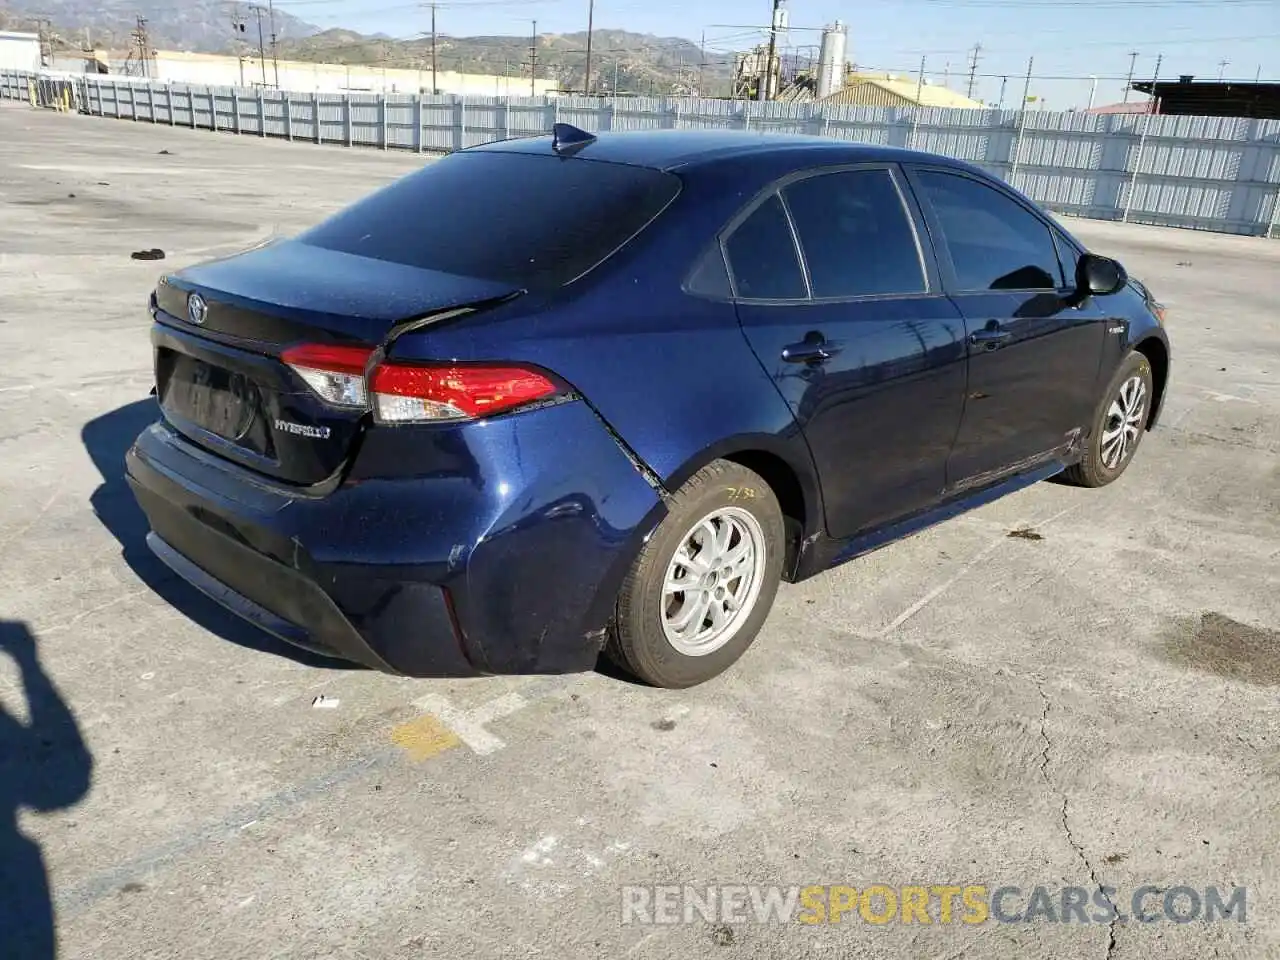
[
  {"xmin": 133, "ymin": 16, "xmax": 151, "ymax": 79},
  {"xmin": 530, "ymin": 20, "xmax": 538, "ymax": 96},
  {"xmin": 759, "ymin": 0, "xmax": 784, "ymax": 102},
  {"xmin": 1010, "ymin": 56, "xmax": 1033, "ymax": 185},
  {"xmin": 250, "ymin": 6, "xmax": 267, "ymax": 85},
  {"xmin": 965, "ymin": 42, "xmax": 982, "ymax": 100},
  {"xmin": 998, "ymin": 75, "xmax": 1008, "ymax": 109},
  {"xmin": 1087, "ymin": 75, "xmax": 1098, "ymax": 110},
  {"xmin": 267, "ymin": 0, "xmax": 279, "ymax": 87},
  {"xmin": 1217, "ymin": 59, "xmax": 1230, "ymax": 81},
  {"xmin": 698, "ymin": 30, "xmax": 706, "ymax": 97},
  {"xmin": 910, "ymin": 54, "xmax": 926, "ymax": 148},
  {"xmin": 584, "ymin": 0, "xmax": 595, "ymax": 95},
  {"xmin": 1125, "ymin": 52, "xmax": 1162, "ymax": 223},
  {"xmin": 1123, "ymin": 50, "xmax": 1138, "ymax": 102},
  {"xmin": 430, "ymin": 3, "xmax": 438, "ymax": 94},
  {"xmin": 614, "ymin": 58, "xmax": 620, "ymax": 96}
]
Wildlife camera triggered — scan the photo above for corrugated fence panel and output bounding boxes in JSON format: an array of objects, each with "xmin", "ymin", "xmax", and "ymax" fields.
[{"xmin": 3, "ymin": 70, "xmax": 1279, "ymax": 236}]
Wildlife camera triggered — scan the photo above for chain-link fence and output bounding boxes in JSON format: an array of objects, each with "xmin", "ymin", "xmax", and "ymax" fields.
[{"xmin": 3, "ymin": 69, "xmax": 1279, "ymax": 237}]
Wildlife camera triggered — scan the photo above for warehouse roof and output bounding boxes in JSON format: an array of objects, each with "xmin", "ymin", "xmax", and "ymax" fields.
[{"xmin": 819, "ymin": 74, "xmax": 984, "ymax": 109}]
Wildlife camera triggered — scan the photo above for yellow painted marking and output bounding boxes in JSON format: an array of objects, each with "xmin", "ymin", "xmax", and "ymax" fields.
[{"xmin": 391, "ymin": 713, "xmax": 461, "ymax": 762}]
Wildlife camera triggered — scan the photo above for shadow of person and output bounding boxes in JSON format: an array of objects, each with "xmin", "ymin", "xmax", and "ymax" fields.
[
  {"xmin": 81, "ymin": 398, "xmax": 356, "ymax": 671},
  {"xmin": 0, "ymin": 622, "xmax": 93, "ymax": 960}
]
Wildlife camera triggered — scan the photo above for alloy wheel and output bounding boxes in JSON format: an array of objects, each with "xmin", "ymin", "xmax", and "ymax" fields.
[
  {"xmin": 661, "ymin": 507, "xmax": 767, "ymax": 657},
  {"xmin": 1101, "ymin": 375, "xmax": 1147, "ymax": 470}
]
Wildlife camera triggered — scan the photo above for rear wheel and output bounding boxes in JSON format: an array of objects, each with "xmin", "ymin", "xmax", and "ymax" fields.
[
  {"xmin": 608, "ymin": 460, "xmax": 785, "ymax": 688},
  {"xmin": 1063, "ymin": 350, "xmax": 1154, "ymax": 488}
]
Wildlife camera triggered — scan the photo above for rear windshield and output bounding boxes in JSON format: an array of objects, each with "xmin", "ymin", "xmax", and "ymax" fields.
[{"xmin": 298, "ymin": 151, "xmax": 680, "ymax": 290}]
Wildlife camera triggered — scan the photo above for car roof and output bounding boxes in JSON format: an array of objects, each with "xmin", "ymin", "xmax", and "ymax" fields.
[{"xmin": 467, "ymin": 128, "xmax": 969, "ymax": 174}]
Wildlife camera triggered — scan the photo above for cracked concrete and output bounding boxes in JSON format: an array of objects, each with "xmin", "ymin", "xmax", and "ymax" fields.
[
  {"xmin": 1035, "ymin": 680, "xmax": 1120, "ymax": 960},
  {"xmin": 0, "ymin": 106, "xmax": 1278, "ymax": 959}
]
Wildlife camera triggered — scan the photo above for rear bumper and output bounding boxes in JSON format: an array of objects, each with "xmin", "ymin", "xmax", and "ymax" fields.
[{"xmin": 125, "ymin": 402, "xmax": 665, "ymax": 677}]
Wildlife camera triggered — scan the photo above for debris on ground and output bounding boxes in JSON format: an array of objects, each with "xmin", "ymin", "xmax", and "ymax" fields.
[
  {"xmin": 651, "ymin": 718, "xmax": 677, "ymax": 732},
  {"xmin": 312, "ymin": 694, "xmax": 340, "ymax": 709},
  {"xmin": 158, "ymin": 149, "xmax": 174, "ymax": 155},
  {"xmin": 1176, "ymin": 261, "xmax": 1193, "ymax": 267},
  {"xmin": 1008, "ymin": 527, "xmax": 1045, "ymax": 541},
  {"xmin": 131, "ymin": 248, "xmax": 165, "ymax": 261}
]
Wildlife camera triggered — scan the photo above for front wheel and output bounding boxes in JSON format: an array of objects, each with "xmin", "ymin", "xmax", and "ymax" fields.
[
  {"xmin": 607, "ymin": 460, "xmax": 785, "ymax": 688},
  {"xmin": 1063, "ymin": 350, "xmax": 1154, "ymax": 488}
]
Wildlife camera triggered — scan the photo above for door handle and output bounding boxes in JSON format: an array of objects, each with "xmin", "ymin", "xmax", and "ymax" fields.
[
  {"xmin": 968, "ymin": 325, "xmax": 1012, "ymax": 351},
  {"xmin": 782, "ymin": 334, "xmax": 842, "ymax": 364}
]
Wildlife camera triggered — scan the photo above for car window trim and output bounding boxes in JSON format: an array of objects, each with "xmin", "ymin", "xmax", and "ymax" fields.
[
  {"xmin": 775, "ymin": 191, "xmax": 814, "ymax": 300},
  {"xmin": 719, "ymin": 193, "xmax": 810, "ymax": 303},
  {"xmin": 716, "ymin": 162, "xmax": 940, "ymax": 306},
  {"xmin": 903, "ymin": 163, "xmax": 1067, "ymax": 296}
]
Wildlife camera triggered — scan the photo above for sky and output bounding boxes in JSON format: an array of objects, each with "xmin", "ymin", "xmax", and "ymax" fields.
[{"xmin": 269, "ymin": 0, "xmax": 1280, "ymax": 109}]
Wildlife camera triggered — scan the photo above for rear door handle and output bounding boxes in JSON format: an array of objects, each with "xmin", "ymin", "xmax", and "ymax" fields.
[
  {"xmin": 969, "ymin": 325, "xmax": 1013, "ymax": 351},
  {"xmin": 782, "ymin": 335, "xmax": 842, "ymax": 364}
]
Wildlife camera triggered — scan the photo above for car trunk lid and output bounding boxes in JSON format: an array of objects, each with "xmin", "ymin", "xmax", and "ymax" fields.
[{"xmin": 152, "ymin": 239, "xmax": 521, "ymax": 486}]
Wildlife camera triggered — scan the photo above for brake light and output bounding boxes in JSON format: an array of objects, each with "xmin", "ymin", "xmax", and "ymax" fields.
[
  {"xmin": 370, "ymin": 364, "xmax": 559, "ymax": 422},
  {"xmin": 282, "ymin": 343, "xmax": 560, "ymax": 423},
  {"xmin": 281, "ymin": 343, "xmax": 373, "ymax": 408}
]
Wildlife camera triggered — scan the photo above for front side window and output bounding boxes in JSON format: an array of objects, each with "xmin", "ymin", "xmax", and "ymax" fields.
[
  {"xmin": 914, "ymin": 170, "xmax": 1064, "ymax": 292},
  {"xmin": 782, "ymin": 169, "xmax": 927, "ymax": 299},
  {"xmin": 722, "ymin": 194, "xmax": 808, "ymax": 301}
]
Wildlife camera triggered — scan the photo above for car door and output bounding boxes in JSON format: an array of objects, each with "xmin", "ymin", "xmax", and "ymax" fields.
[
  {"xmin": 726, "ymin": 164, "xmax": 968, "ymax": 540},
  {"xmin": 906, "ymin": 166, "xmax": 1108, "ymax": 490}
]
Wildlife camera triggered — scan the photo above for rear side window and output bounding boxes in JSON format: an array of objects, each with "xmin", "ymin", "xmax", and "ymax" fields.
[
  {"xmin": 783, "ymin": 169, "xmax": 926, "ymax": 298},
  {"xmin": 914, "ymin": 170, "xmax": 1063, "ymax": 291},
  {"xmin": 723, "ymin": 195, "xmax": 807, "ymax": 300},
  {"xmin": 298, "ymin": 151, "xmax": 680, "ymax": 290}
]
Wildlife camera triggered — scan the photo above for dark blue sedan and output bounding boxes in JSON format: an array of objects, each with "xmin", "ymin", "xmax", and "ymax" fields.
[{"xmin": 126, "ymin": 124, "xmax": 1171, "ymax": 688}]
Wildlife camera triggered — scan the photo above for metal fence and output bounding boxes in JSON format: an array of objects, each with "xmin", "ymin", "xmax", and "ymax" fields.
[{"xmin": 3, "ymin": 69, "xmax": 1279, "ymax": 237}]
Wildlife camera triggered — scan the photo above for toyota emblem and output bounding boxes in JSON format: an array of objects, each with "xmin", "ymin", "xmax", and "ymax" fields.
[{"xmin": 187, "ymin": 292, "xmax": 208, "ymax": 325}]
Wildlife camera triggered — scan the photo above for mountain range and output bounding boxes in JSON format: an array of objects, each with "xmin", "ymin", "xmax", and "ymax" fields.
[{"xmin": 0, "ymin": 2, "xmax": 736, "ymax": 95}]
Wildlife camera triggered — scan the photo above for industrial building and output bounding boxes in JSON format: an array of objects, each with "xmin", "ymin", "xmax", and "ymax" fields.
[
  {"xmin": 48, "ymin": 48, "xmax": 559, "ymax": 98},
  {"xmin": 0, "ymin": 31, "xmax": 41, "ymax": 72},
  {"xmin": 747, "ymin": 20, "xmax": 983, "ymax": 109},
  {"xmin": 1132, "ymin": 78, "xmax": 1280, "ymax": 119}
]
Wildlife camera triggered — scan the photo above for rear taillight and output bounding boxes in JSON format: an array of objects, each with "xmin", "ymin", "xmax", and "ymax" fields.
[
  {"xmin": 369, "ymin": 364, "xmax": 559, "ymax": 422},
  {"xmin": 282, "ymin": 343, "xmax": 560, "ymax": 423},
  {"xmin": 281, "ymin": 343, "xmax": 372, "ymax": 409}
]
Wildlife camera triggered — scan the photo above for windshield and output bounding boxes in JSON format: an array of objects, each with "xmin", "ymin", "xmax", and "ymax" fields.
[{"xmin": 298, "ymin": 151, "xmax": 681, "ymax": 291}]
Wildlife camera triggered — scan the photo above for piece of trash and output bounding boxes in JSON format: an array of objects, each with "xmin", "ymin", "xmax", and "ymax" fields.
[
  {"xmin": 1176, "ymin": 261, "xmax": 1193, "ymax": 267},
  {"xmin": 67, "ymin": 192, "xmax": 76, "ymax": 198},
  {"xmin": 140, "ymin": 672, "xmax": 155, "ymax": 680},
  {"xmin": 131, "ymin": 248, "xmax": 165, "ymax": 261},
  {"xmin": 312, "ymin": 695, "xmax": 340, "ymax": 709},
  {"xmin": 97, "ymin": 181, "xmax": 110, "ymax": 186},
  {"xmin": 158, "ymin": 149, "xmax": 173, "ymax": 155},
  {"xmin": 1008, "ymin": 527, "xmax": 1044, "ymax": 541}
]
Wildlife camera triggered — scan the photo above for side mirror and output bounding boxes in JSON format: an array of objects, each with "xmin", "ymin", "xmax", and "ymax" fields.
[{"xmin": 1075, "ymin": 253, "xmax": 1128, "ymax": 299}]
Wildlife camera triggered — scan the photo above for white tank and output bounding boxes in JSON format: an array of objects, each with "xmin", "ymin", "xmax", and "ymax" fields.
[{"xmin": 816, "ymin": 21, "xmax": 848, "ymax": 99}]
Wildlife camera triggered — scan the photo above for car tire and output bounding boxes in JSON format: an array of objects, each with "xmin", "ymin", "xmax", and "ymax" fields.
[
  {"xmin": 1062, "ymin": 350, "xmax": 1154, "ymax": 488},
  {"xmin": 607, "ymin": 459, "xmax": 786, "ymax": 688}
]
